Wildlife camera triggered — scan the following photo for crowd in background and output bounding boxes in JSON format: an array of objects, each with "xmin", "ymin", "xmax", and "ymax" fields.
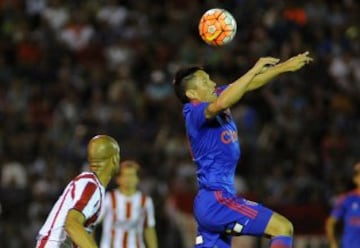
[{"xmin": 0, "ymin": 0, "xmax": 359, "ymax": 247}]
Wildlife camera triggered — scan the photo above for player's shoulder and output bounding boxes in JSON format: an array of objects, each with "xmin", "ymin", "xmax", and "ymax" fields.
[
  {"xmin": 184, "ymin": 101, "xmax": 207, "ymax": 109},
  {"xmin": 346, "ymin": 189, "xmax": 360, "ymax": 199},
  {"xmin": 183, "ymin": 101, "xmax": 209, "ymax": 117},
  {"xmin": 138, "ymin": 191, "xmax": 155, "ymax": 208},
  {"xmin": 335, "ymin": 190, "xmax": 360, "ymax": 204},
  {"xmin": 73, "ymin": 171, "xmax": 99, "ymax": 185},
  {"xmin": 135, "ymin": 191, "xmax": 154, "ymax": 202},
  {"xmin": 141, "ymin": 191, "xmax": 153, "ymax": 200}
]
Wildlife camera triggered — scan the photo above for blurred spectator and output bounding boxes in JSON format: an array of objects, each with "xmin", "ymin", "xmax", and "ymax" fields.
[
  {"xmin": 59, "ymin": 10, "xmax": 94, "ymax": 51},
  {"xmin": 96, "ymin": 0, "xmax": 128, "ymax": 30},
  {"xmin": 41, "ymin": 0, "xmax": 69, "ymax": 31}
]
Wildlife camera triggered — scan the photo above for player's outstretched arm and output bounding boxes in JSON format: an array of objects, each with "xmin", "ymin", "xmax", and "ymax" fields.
[
  {"xmin": 247, "ymin": 51, "xmax": 313, "ymax": 91},
  {"xmin": 65, "ymin": 209, "xmax": 98, "ymax": 248},
  {"xmin": 205, "ymin": 57, "xmax": 279, "ymax": 118}
]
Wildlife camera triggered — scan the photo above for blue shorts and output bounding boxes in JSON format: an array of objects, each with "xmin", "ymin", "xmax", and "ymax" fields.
[{"xmin": 193, "ymin": 189, "xmax": 273, "ymax": 248}]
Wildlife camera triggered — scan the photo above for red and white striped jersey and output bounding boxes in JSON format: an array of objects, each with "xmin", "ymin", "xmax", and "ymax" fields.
[
  {"xmin": 100, "ymin": 190, "xmax": 156, "ymax": 248},
  {"xmin": 36, "ymin": 172, "xmax": 105, "ymax": 248}
]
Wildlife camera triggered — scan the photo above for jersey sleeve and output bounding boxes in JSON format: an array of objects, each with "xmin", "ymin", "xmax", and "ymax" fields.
[
  {"xmin": 72, "ymin": 180, "xmax": 101, "ymax": 220},
  {"xmin": 331, "ymin": 195, "xmax": 347, "ymax": 220},
  {"xmin": 144, "ymin": 197, "xmax": 156, "ymax": 228},
  {"xmin": 99, "ymin": 191, "xmax": 112, "ymax": 221}
]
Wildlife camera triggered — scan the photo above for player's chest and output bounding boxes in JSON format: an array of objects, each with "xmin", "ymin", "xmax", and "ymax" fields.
[
  {"xmin": 216, "ymin": 110, "xmax": 233, "ymax": 124},
  {"xmin": 345, "ymin": 199, "xmax": 360, "ymax": 225},
  {"xmin": 114, "ymin": 199, "xmax": 146, "ymax": 221}
]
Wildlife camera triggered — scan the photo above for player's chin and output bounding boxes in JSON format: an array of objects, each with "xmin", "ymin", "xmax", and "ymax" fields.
[
  {"xmin": 113, "ymin": 166, "xmax": 119, "ymax": 175},
  {"xmin": 209, "ymin": 94, "xmax": 217, "ymax": 101}
]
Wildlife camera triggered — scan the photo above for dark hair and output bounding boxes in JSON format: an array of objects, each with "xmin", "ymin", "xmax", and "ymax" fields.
[{"xmin": 173, "ymin": 66, "xmax": 203, "ymax": 104}]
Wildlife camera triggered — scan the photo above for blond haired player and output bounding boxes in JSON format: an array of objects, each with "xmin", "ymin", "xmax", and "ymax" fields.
[
  {"xmin": 36, "ymin": 135, "xmax": 120, "ymax": 248},
  {"xmin": 100, "ymin": 160, "xmax": 158, "ymax": 248}
]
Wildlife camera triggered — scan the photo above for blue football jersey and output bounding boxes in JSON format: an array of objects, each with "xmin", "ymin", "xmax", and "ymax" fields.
[
  {"xmin": 331, "ymin": 190, "xmax": 360, "ymax": 248},
  {"xmin": 183, "ymin": 87, "xmax": 240, "ymax": 194}
]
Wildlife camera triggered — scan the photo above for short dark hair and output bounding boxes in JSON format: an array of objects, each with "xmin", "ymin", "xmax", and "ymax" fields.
[{"xmin": 173, "ymin": 66, "xmax": 203, "ymax": 104}]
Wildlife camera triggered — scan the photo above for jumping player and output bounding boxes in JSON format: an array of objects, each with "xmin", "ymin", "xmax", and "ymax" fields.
[
  {"xmin": 100, "ymin": 160, "xmax": 158, "ymax": 248},
  {"xmin": 173, "ymin": 52, "xmax": 313, "ymax": 247},
  {"xmin": 326, "ymin": 162, "xmax": 360, "ymax": 248},
  {"xmin": 36, "ymin": 135, "xmax": 121, "ymax": 248}
]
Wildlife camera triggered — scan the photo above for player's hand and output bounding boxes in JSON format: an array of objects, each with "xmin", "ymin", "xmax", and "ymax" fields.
[
  {"xmin": 251, "ymin": 57, "xmax": 280, "ymax": 75},
  {"xmin": 329, "ymin": 243, "xmax": 338, "ymax": 248},
  {"xmin": 281, "ymin": 51, "xmax": 313, "ymax": 72}
]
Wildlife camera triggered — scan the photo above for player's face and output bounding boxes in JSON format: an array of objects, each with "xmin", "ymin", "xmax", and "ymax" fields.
[
  {"xmin": 188, "ymin": 70, "xmax": 217, "ymax": 102},
  {"xmin": 354, "ymin": 170, "xmax": 360, "ymax": 188},
  {"xmin": 112, "ymin": 152, "xmax": 120, "ymax": 175},
  {"xmin": 117, "ymin": 167, "xmax": 139, "ymax": 191}
]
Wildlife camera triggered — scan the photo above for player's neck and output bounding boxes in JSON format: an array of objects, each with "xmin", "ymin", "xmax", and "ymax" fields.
[
  {"xmin": 119, "ymin": 187, "xmax": 137, "ymax": 196},
  {"xmin": 93, "ymin": 171, "xmax": 111, "ymax": 187}
]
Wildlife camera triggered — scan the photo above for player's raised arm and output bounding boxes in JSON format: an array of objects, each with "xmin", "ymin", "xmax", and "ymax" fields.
[
  {"xmin": 246, "ymin": 51, "xmax": 313, "ymax": 91},
  {"xmin": 205, "ymin": 57, "xmax": 279, "ymax": 118}
]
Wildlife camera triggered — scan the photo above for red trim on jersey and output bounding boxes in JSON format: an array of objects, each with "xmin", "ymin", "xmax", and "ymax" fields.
[
  {"xmin": 84, "ymin": 213, "xmax": 98, "ymax": 227},
  {"xmin": 141, "ymin": 194, "xmax": 148, "ymax": 228},
  {"xmin": 110, "ymin": 191, "xmax": 117, "ymax": 248},
  {"xmin": 73, "ymin": 182, "xmax": 97, "ymax": 211},
  {"xmin": 271, "ymin": 239, "xmax": 290, "ymax": 248},
  {"xmin": 141, "ymin": 194, "xmax": 146, "ymax": 207},
  {"xmin": 123, "ymin": 232, "xmax": 128, "ymax": 248},
  {"xmin": 74, "ymin": 173, "xmax": 97, "ymax": 182},
  {"xmin": 41, "ymin": 183, "xmax": 74, "ymax": 246},
  {"xmin": 71, "ymin": 173, "xmax": 97, "ymax": 200},
  {"xmin": 71, "ymin": 183, "xmax": 75, "ymax": 199},
  {"xmin": 214, "ymin": 191, "xmax": 257, "ymax": 219},
  {"xmin": 85, "ymin": 175, "xmax": 103, "ymax": 229},
  {"xmin": 37, "ymin": 238, "xmax": 48, "ymax": 248},
  {"xmin": 126, "ymin": 201, "xmax": 131, "ymax": 218},
  {"xmin": 122, "ymin": 201, "xmax": 132, "ymax": 248},
  {"xmin": 190, "ymin": 100, "xmax": 201, "ymax": 105}
]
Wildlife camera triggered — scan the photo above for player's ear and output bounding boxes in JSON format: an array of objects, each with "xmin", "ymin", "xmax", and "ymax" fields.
[{"xmin": 185, "ymin": 89, "xmax": 197, "ymax": 100}]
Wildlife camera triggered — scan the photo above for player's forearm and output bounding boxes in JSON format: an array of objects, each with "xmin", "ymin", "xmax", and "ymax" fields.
[
  {"xmin": 246, "ymin": 63, "xmax": 288, "ymax": 91},
  {"xmin": 325, "ymin": 217, "xmax": 338, "ymax": 244},
  {"xmin": 215, "ymin": 69, "xmax": 258, "ymax": 109},
  {"xmin": 65, "ymin": 210, "xmax": 98, "ymax": 248},
  {"xmin": 66, "ymin": 224, "xmax": 98, "ymax": 248},
  {"xmin": 144, "ymin": 227, "xmax": 158, "ymax": 248},
  {"xmin": 248, "ymin": 51, "xmax": 313, "ymax": 91}
]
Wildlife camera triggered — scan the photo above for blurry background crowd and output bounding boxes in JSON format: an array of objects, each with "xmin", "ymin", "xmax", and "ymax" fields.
[{"xmin": 0, "ymin": 0, "xmax": 359, "ymax": 247}]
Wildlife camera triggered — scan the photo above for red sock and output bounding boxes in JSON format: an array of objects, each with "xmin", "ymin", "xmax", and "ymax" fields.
[{"xmin": 270, "ymin": 236, "xmax": 293, "ymax": 248}]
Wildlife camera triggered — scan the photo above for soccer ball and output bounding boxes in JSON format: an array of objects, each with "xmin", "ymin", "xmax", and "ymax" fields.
[{"xmin": 198, "ymin": 8, "xmax": 237, "ymax": 46}]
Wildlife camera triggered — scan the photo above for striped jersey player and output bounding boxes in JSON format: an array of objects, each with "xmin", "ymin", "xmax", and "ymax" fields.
[
  {"xmin": 100, "ymin": 160, "xmax": 158, "ymax": 248},
  {"xmin": 36, "ymin": 135, "xmax": 120, "ymax": 248},
  {"xmin": 36, "ymin": 172, "xmax": 104, "ymax": 247}
]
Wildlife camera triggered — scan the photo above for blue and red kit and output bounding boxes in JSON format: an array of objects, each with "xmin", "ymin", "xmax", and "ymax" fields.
[
  {"xmin": 331, "ymin": 190, "xmax": 360, "ymax": 248},
  {"xmin": 183, "ymin": 86, "xmax": 274, "ymax": 247}
]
